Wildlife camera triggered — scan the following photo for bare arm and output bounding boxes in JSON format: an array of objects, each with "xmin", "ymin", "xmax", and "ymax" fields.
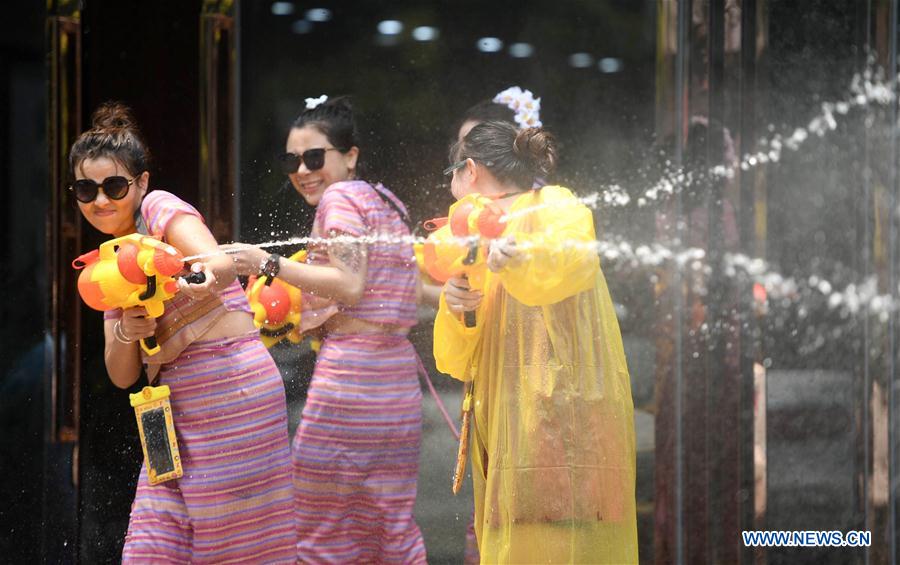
[
  {"xmin": 103, "ymin": 307, "xmax": 155, "ymax": 389},
  {"xmin": 166, "ymin": 213, "xmax": 236, "ymax": 296},
  {"xmin": 229, "ymin": 231, "xmax": 368, "ymax": 306},
  {"xmin": 279, "ymin": 234, "xmax": 368, "ymax": 305}
]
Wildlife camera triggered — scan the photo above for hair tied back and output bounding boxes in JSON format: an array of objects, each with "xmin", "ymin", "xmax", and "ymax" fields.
[{"xmin": 305, "ymin": 95, "xmax": 328, "ymax": 110}]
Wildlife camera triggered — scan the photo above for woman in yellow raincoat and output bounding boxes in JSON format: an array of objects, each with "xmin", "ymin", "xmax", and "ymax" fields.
[{"xmin": 432, "ymin": 120, "xmax": 638, "ymax": 563}]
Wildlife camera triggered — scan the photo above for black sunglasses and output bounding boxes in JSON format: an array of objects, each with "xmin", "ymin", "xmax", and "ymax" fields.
[
  {"xmin": 69, "ymin": 175, "xmax": 138, "ymax": 203},
  {"xmin": 443, "ymin": 160, "xmax": 467, "ymax": 177},
  {"xmin": 443, "ymin": 158, "xmax": 492, "ymax": 177},
  {"xmin": 277, "ymin": 147, "xmax": 338, "ymax": 175}
]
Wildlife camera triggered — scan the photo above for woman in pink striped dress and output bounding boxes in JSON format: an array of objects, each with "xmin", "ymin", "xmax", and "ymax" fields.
[
  {"xmin": 69, "ymin": 102, "xmax": 295, "ymax": 563},
  {"xmin": 231, "ymin": 96, "xmax": 426, "ymax": 563}
]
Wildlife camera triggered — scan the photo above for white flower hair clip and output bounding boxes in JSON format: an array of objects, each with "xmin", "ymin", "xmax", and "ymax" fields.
[
  {"xmin": 493, "ymin": 86, "xmax": 542, "ymax": 129},
  {"xmin": 305, "ymin": 95, "xmax": 328, "ymax": 110}
]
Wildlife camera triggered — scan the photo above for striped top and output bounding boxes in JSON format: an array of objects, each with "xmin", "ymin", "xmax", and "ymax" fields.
[
  {"xmin": 104, "ymin": 190, "xmax": 250, "ymax": 320},
  {"xmin": 307, "ymin": 180, "xmax": 418, "ymax": 327}
]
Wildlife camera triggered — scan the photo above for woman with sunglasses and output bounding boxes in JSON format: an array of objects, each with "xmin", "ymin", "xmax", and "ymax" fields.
[
  {"xmin": 415, "ymin": 88, "xmax": 547, "ymax": 565},
  {"xmin": 433, "ymin": 121, "xmax": 638, "ymax": 564},
  {"xmin": 69, "ymin": 102, "xmax": 295, "ymax": 563},
  {"xmin": 230, "ymin": 96, "xmax": 426, "ymax": 563}
]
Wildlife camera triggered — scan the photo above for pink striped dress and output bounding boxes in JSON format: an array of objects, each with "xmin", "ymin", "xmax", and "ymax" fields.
[
  {"xmin": 293, "ymin": 181, "xmax": 426, "ymax": 563},
  {"xmin": 108, "ymin": 190, "xmax": 296, "ymax": 563}
]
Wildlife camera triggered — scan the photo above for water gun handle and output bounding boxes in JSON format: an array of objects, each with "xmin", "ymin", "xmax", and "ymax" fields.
[
  {"xmin": 462, "ymin": 242, "xmax": 479, "ymax": 328},
  {"xmin": 141, "ymin": 336, "xmax": 160, "ymax": 356}
]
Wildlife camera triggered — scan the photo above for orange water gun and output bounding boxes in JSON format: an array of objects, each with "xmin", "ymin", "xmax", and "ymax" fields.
[
  {"xmin": 72, "ymin": 233, "xmax": 202, "ymax": 355},
  {"xmin": 245, "ymin": 249, "xmax": 306, "ymax": 348},
  {"xmin": 422, "ymin": 194, "xmax": 507, "ymax": 327}
]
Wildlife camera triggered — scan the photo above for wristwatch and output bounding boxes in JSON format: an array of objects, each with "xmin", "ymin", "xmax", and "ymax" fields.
[{"xmin": 260, "ymin": 253, "xmax": 282, "ymax": 283}]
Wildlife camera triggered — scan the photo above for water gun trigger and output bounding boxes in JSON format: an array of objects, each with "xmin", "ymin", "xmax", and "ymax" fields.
[
  {"xmin": 463, "ymin": 242, "xmax": 479, "ymax": 266},
  {"xmin": 138, "ymin": 274, "xmax": 158, "ymax": 301}
]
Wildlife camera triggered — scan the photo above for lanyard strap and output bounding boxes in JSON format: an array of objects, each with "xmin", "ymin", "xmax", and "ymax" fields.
[
  {"xmin": 413, "ymin": 350, "xmax": 460, "ymax": 440},
  {"xmin": 371, "ymin": 184, "xmax": 413, "ymax": 232}
]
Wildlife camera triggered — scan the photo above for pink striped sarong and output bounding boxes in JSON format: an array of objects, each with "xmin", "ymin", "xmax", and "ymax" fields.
[
  {"xmin": 293, "ymin": 333, "xmax": 426, "ymax": 564},
  {"xmin": 121, "ymin": 332, "xmax": 295, "ymax": 564}
]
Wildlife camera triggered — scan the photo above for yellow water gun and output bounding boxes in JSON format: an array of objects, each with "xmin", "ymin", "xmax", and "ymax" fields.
[
  {"xmin": 72, "ymin": 233, "xmax": 202, "ymax": 355},
  {"xmin": 245, "ymin": 249, "xmax": 306, "ymax": 348},
  {"xmin": 422, "ymin": 193, "xmax": 508, "ymax": 326}
]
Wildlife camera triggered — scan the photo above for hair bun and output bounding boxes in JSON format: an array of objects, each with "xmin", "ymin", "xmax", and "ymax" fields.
[
  {"xmin": 302, "ymin": 95, "xmax": 353, "ymax": 118},
  {"xmin": 91, "ymin": 101, "xmax": 137, "ymax": 132},
  {"xmin": 513, "ymin": 127, "xmax": 557, "ymax": 177},
  {"xmin": 321, "ymin": 95, "xmax": 354, "ymax": 119}
]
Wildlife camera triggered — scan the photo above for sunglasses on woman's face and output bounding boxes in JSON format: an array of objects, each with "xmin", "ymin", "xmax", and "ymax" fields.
[
  {"xmin": 69, "ymin": 175, "xmax": 138, "ymax": 203},
  {"xmin": 277, "ymin": 147, "xmax": 338, "ymax": 175},
  {"xmin": 442, "ymin": 158, "xmax": 491, "ymax": 177},
  {"xmin": 443, "ymin": 160, "xmax": 467, "ymax": 177}
]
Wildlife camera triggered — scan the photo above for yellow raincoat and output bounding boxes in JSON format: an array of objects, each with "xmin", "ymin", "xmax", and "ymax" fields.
[{"xmin": 433, "ymin": 186, "xmax": 638, "ymax": 564}]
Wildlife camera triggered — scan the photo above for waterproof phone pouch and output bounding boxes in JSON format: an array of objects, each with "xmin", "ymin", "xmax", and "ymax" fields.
[{"xmin": 129, "ymin": 385, "xmax": 183, "ymax": 485}]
